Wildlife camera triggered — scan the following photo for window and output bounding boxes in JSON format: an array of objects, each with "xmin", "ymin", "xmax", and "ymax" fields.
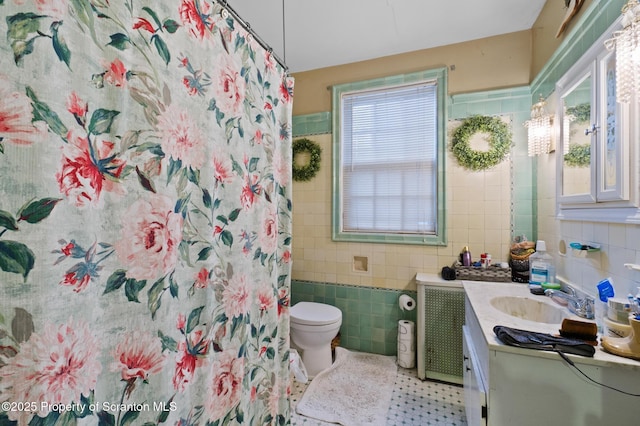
[{"xmin": 332, "ymin": 69, "xmax": 447, "ymax": 245}]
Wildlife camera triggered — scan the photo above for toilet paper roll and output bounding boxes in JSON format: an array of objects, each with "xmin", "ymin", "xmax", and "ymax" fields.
[
  {"xmin": 397, "ymin": 340, "xmax": 415, "ymax": 352},
  {"xmin": 397, "ymin": 320, "xmax": 416, "ymax": 368},
  {"xmin": 397, "ymin": 348, "xmax": 415, "ymax": 369},
  {"xmin": 399, "ymin": 294, "xmax": 416, "ymax": 311},
  {"xmin": 398, "ymin": 320, "xmax": 415, "ymax": 337}
]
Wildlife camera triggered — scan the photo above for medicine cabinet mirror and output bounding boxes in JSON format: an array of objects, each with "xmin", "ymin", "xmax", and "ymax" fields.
[
  {"xmin": 559, "ymin": 68, "xmax": 593, "ymax": 201},
  {"xmin": 556, "ymin": 17, "xmax": 636, "ymax": 221}
]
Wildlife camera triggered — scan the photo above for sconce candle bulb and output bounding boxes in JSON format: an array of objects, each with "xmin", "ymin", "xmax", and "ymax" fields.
[
  {"xmin": 605, "ymin": 0, "xmax": 640, "ymax": 103},
  {"xmin": 524, "ymin": 96, "xmax": 553, "ymax": 156}
]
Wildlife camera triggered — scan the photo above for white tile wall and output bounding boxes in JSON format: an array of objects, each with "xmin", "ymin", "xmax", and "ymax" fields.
[
  {"xmin": 537, "ymin": 149, "xmax": 640, "ymax": 299},
  {"xmin": 292, "ymin": 121, "xmax": 514, "ymax": 291}
]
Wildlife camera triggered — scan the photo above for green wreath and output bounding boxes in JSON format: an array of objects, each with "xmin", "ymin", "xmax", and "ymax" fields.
[
  {"xmin": 292, "ymin": 138, "xmax": 322, "ymax": 181},
  {"xmin": 564, "ymin": 143, "xmax": 591, "ymax": 167},
  {"xmin": 566, "ymin": 103, "xmax": 590, "ymax": 123},
  {"xmin": 451, "ymin": 115, "xmax": 513, "ymax": 171}
]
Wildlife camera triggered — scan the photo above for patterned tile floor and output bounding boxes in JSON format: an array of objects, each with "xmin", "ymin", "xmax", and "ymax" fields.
[{"xmin": 290, "ymin": 364, "xmax": 467, "ymax": 425}]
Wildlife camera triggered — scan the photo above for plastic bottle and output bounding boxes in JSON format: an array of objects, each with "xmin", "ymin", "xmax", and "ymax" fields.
[
  {"xmin": 596, "ymin": 278, "xmax": 615, "ymax": 335},
  {"xmin": 461, "ymin": 246, "xmax": 472, "ymax": 267},
  {"xmin": 528, "ymin": 240, "xmax": 556, "ymax": 285}
]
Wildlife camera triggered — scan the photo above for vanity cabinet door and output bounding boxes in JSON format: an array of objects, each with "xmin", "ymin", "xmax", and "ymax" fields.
[{"xmin": 462, "ymin": 325, "xmax": 487, "ymax": 426}]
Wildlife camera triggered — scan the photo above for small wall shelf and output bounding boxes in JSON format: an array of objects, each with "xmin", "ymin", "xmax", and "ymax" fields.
[
  {"xmin": 569, "ymin": 242, "xmax": 601, "ymax": 258},
  {"xmin": 624, "ymin": 263, "xmax": 640, "ymax": 272}
]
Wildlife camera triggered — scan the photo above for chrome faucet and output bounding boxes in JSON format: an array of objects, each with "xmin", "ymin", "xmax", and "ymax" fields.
[{"xmin": 544, "ymin": 289, "xmax": 595, "ymax": 319}]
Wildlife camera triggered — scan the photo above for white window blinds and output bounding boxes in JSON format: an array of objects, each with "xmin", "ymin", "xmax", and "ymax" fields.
[{"xmin": 340, "ymin": 81, "xmax": 438, "ymax": 234}]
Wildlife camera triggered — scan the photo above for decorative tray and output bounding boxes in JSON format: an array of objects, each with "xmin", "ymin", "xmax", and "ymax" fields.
[{"xmin": 454, "ymin": 265, "xmax": 512, "ymax": 282}]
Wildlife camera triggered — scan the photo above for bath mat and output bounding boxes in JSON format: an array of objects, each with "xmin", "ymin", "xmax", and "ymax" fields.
[{"xmin": 295, "ymin": 347, "xmax": 398, "ymax": 425}]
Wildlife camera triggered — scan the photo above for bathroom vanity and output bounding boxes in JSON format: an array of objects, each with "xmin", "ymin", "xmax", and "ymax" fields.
[{"xmin": 462, "ymin": 281, "xmax": 640, "ymax": 426}]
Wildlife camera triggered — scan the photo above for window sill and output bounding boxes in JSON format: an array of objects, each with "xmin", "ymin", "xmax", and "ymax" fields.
[{"xmin": 332, "ymin": 230, "xmax": 447, "ymax": 246}]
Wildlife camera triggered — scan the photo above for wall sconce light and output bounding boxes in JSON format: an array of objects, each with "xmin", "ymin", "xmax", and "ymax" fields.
[
  {"xmin": 524, "ymin": 96, "xmax": 554, "ymax": 156},
  {"xmin": 605, "ymin": 0, "xmax": 640, "ymax": 104}
]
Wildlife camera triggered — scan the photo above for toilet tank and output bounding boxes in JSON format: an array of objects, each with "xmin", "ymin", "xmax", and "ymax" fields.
[{"xmin": 416, "ymin": 273, "xmax": 464, "ymax": 385}]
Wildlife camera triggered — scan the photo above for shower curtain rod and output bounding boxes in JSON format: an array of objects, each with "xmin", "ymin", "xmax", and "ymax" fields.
[{"xmin": 217, "ymin": 0, "xmax": 289, "ymax": 74}]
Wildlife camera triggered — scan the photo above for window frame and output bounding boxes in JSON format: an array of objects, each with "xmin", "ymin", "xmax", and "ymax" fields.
[{"xmin": 331, "ymin": 68, "xmax": 448, "ymax": 245}]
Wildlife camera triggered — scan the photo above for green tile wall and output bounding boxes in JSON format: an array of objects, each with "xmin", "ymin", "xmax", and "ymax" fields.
[
  {"xmin": 531, "ymin": 0, "xmax": 627, "ymax": 100},
  {"xmin": 292, "ymin": 112, "xmax": 332, "ymax": 137},
  {"xmin": 291, "ymin": 280, "xmax": 417, "ymax": 356}
]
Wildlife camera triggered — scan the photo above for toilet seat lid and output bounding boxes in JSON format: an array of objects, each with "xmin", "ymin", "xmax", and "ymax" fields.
[{"xmin": 290, "ymin": 302, "xmax": 342, "ymax": 326}]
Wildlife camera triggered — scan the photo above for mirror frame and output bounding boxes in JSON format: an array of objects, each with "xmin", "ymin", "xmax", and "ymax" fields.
[
  {"xmin": 556, "ymin": 55, "xmax": 597, "ymax": 205},
  {"xmin": 556, "ymin": 18, "xmax": 640, "ymax": 218},
  {"xmin": 595, "ymin": 47, "xmax": 630, "ymax": 202},
  {"xmin": 555, "ymin": 14, "xmax": 639, "ymax": 223}
]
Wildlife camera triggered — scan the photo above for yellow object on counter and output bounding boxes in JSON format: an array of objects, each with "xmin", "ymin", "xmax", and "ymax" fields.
[
  {"xmin": 602, "ymin": 317, "xmax": 640, "ymax": 361},
  {"xmin": 603, "ymin": 316, "xmax": 632, "ymax": 338}
]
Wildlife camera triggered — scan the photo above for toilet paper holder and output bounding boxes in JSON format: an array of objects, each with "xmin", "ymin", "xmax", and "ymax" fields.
[{"xmin": 399, "ymin": 294, "xmax": 416, "ymax": 311}]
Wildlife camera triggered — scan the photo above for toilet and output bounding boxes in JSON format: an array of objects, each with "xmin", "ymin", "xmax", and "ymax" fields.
[{"xmin": 290, "ymin": 301, "xmax": 342, "ymax": 378}]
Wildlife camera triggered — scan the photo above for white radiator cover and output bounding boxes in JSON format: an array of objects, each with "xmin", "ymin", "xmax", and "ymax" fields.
[{"xmin": 416, "ymin": 273, "xmax": 464, "ymax": 384}]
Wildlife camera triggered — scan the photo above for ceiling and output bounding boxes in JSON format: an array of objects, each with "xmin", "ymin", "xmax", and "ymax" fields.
[{"xmin": 226, "ymin": 0, "xmax": 548, "ymax": 73}]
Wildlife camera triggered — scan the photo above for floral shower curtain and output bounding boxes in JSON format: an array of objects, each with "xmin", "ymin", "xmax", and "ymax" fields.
[{"xmin": 0, "ymin": 1, "xmax": 293, "ymax": 425}]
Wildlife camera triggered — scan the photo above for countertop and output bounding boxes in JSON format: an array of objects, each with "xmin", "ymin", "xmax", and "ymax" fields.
[
  {"xmin": 463, "ymin": 280, "xmax": 640, "ymax": 370},
  {"xmin": 415, "ymin": 272, "xmax": 463, "ymax": 288}
]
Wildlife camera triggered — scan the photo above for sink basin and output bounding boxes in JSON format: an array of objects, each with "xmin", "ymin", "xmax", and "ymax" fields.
[{"xmin": 490, "ymin": 296, "xmax": 567, "ymax": 324}]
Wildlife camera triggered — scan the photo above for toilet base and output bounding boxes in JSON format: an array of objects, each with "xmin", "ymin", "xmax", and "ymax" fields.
[{"xmin": 296, "ymin": 344, "xmax": 333, "ymax": 378}]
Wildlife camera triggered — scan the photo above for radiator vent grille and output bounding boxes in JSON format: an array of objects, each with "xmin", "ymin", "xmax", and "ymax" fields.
[{"xmin": 418, "ymin": 284, "xmax": 465, "ymax": 384}]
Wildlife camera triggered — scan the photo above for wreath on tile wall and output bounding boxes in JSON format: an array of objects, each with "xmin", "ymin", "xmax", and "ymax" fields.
[
  {"xmin": 292, "ymin": 138, "xmax": 322, "ymax": 181},
  {"xmin": 451, "ymin": 115, "xmax": 513, "ymax": 171},
  {"xmin": 564, "ymin": 144, "xmax": 591, "ymax": 167},
  {"xmin": 566, "ymin": 103, "xmax": 590, "ymax": 123}
]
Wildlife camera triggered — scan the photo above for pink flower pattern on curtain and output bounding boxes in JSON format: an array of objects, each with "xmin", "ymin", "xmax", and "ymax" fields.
[{"xmin": 0, "ymin": 1, "xmax": 293, "ymax": 425}]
